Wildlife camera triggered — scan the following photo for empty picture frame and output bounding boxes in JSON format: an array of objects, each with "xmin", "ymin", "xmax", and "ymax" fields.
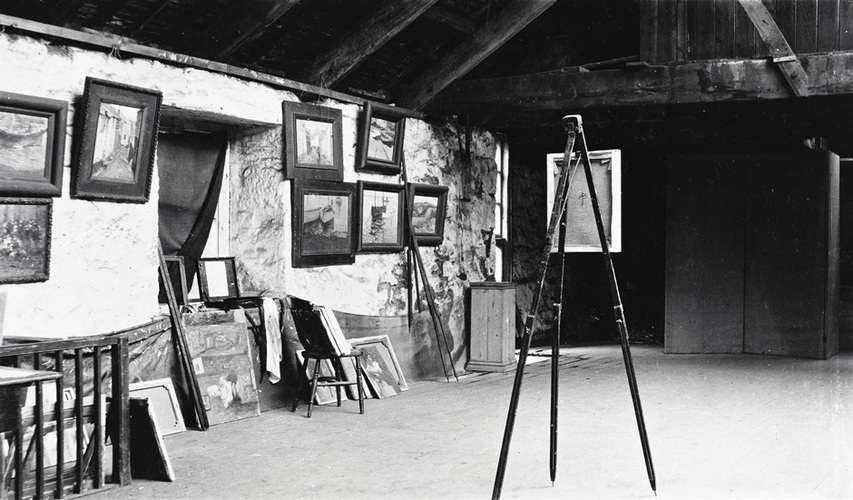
[
  {"xmin": 357, "ymin": 181, "xmax": 405, "ymax": 253},
  {"xmin": 282, "ymin": 101, "xmax": 343, "ymax": 182},
  {"xmin": 129, "ymin": 378, "xmax": 186, "ymax": 436},
  {"xmin": 0, "ymin": 91, "xmax": 67, "ymax": 197},
  {"xmin": 159, "ymin": 255, "xmax": 189, "ymax": 306},
  {"xmin": 407, "ymin": 182, "xmax": 448, "ymax": 247},
  {"xmin": 545, "ymin": 149, "xmax": 621, "ymax": 253},
  {"xmin": 72, "ymin": 77, "xmax": 162, "ymax": 203},
  {"xmin": 356, "ymin": 101, "xmax": 406, "ymax": 175},
  {"xmin": 197, "ymin": 257, "xmax": 239, "ymax": 302},
  {"xmin": 292, "ymin": 179, "xmax": 357, "ymax": 267},
  {"xmin": 0, "ymin": 197, "xmax": 52, "ymax": 284}
]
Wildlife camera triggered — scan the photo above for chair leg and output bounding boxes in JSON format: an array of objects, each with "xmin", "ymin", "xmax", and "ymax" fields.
[
  {"xmin": 291, "ymin": 354, "xmax": 307, "ymax": 412},
  {"xmin": 333, "ymin": 358, "xmax": 343, "ymax": 407},
  {"xmin": 355, "ymin": 355, "xmax": 364, "ymax": 415},
  {"xmin": 306, "ymin": 358, "xmax": 322, "ymax": 418}
]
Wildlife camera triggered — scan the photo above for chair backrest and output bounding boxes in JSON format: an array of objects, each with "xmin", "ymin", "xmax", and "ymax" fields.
[{"xmin": 286, "ymin": 296, "xmax": 336, "ymax": 355}]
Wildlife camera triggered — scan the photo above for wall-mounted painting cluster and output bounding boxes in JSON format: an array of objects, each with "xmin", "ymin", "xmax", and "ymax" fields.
[
  {"xmin": 0, "ymin": 77, "xmax": 163, "ymax": 284},
  {"xmin": 283, "ymin": 100, "xmax": 448, "ymax": 268}
]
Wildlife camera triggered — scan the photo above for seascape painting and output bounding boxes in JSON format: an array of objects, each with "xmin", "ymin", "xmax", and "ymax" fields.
[
  {"xmin": 411, "ymin": 194, "xmax": 439, "ymax": 234},
  {"xmin": 302, "ymin": 192, "xmax": 351, "ymax": 255},
  {"xmin": 361, "ymin": 189, "xmax": 400, "ymax": 245},
  {"xmin": 367, "ymin": 116, "xmax": 396, "ymax": 163},
  {"xmin": 0, "ymin": 110, "xmax": 49, "ymax": 180}
]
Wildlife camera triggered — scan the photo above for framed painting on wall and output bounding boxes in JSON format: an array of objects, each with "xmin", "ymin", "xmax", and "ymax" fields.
[
  {"xmin": 357, "ymin": 181, "xmax": 405, "ymax": 253},
  {"xmin": 356, "ymin": 101, "xmax": 406, "ymax": 175},
  {"xmin": 0, "ymin": 91, "xmax": 67, "ymax": 197},
  {"xmin": 292, "ymin": 180, "xmax": 357, "ymax": 267},
  {"xmin": 282, "ymin": 101, "xmax": 343, "ymax": 182},
  {"xmin": 545, "ymin": 149, "xmax": 621, "ymax": 253},
  {"xmin": 406, "ymin": 183, "xmax": 448, "ymax": 247},
  {"xmin": 0, "ymin": 197, "xmax": 52, "ymax": 284},
  {"xmin": 72, "ymin": 77, "xmax": 162, "ymax": 203}
]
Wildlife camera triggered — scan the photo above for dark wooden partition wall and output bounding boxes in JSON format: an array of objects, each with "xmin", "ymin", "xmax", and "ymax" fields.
[
  {"xmin": 641, "ymin": 0, "xmax": 853, "ymax": 64},
  {"xmin": 665, "ymin": 155, "xmax": 745, "ymax": 354},
  {"xmin": 666, "ymin": 150, "xmax": 840, "ymax": 359}
]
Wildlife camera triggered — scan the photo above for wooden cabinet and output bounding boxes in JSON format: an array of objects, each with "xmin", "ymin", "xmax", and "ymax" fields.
[{"xmin": 467, "ymin": 282, "xmax": 516, "ymax": 372}]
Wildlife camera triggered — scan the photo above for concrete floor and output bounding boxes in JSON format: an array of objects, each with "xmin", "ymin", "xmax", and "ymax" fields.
[{"xmin": 85, "ymin": 345, "xmax": 852, "ymax": 500}]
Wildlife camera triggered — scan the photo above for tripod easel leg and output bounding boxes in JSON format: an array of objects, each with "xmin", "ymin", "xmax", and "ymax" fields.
[{"xmin": 571, "ymin": 116, "xmax": 656, "ymax": 494}]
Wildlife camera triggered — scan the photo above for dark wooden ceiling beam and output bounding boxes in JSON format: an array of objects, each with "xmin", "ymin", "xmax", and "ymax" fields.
[
  {"xmin": 187, "ymin": 0, "xmax": 299, "ymax": 61},
  {"xmin": 301, "ymin": 0, "xmax": 439, "ymax": 88},
  {"xmin": 737, "ymin": 0, "xmax": 809, "ymax": 96},
  {"xmin": 427, "ymin": 51, "xmax": 853, "ymax": 119},
  {"xmin": 422, "ymin": 6, "xmax": 477, "ymax": 34},
  {"xmin": 394, "ymin": 0, "xmax": 557, "ymax": 110},
  {"xmin": 50, "ymin": 0, "xmax": 89, "ymax": 24}
]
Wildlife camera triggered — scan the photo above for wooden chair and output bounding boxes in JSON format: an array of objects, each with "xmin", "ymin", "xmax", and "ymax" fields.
[{"xmin": 287, "ymin": 296, "xmax": 365, "ymax": 418}]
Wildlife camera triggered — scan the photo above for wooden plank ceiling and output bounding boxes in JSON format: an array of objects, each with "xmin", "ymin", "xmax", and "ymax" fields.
[{"xmin": 4, "ymin": 0, "xmax": 853, "ymax": 148}]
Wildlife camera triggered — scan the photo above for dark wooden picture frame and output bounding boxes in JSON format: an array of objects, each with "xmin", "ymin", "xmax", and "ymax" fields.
[
  {"xmin": 0, "ymin": 197, "xmax": 52, "ymax": 284},
  {"xmin": 159, "ymin": 255, "xmax": 189, "ymax": 306},
  {"xmin": 357, "ymin": 181, "xmax": 405, "ymax": 253},
  {"xmin": 407, "ymin": 183, "xmax": 448, "ymax": 247},
  {"xmin": 197, "ymin": 257, "xmax": 239, "ymax": 302},
  {"xmin": 292, "ymin": 180, "xmax": 356, "ymax": 267},
  {"xmin": 282, "ymin": 101, "xmax": 343, "ymax": 182},
  {"xmin": 72, "ymin": 77, "xmax": 162, "ymax": 203},
  {"xmin": 0, "ymin": 91, "xmax": 67, "ymax": 197},
  {"xmin": 356, "ymin": 101, "xmax": 406, "ymax": 175}
]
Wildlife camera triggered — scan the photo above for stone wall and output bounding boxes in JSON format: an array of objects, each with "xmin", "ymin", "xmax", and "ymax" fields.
[
  {"xmin": 0, "ymin": 32, "xmax": 499, "ymax": 377},
  {"xmin": 231, "ymin": 110, "xmax": 499, "ymax": 376}
]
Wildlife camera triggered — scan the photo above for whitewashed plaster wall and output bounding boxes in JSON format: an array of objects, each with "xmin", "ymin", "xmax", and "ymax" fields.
[
  {"xmin": 0, "ymin": 32, "xmax": 499, "ymax": 365},
  {"xmin": 0, "ymin": 32, "xmax": 292, "ymax": 337}
]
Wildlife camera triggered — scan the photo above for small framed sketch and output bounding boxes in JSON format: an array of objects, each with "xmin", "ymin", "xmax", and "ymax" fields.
[
  {"xmin": 356, "ymin": 102, "xmax": 406, "ymax": 175},
  {"xmin": 72, "ymin": 77, "xmax": 162, "ymax": 203},
  {"xmin": 282, "ymin": 101, "xmax": 343, "ymax": 182},
  {"xmin": 407, "ymin": 183, "xmax": 448, "ymax": 247},
  {"xmin": 545, "ymin": 149, "xmax": 621, "ymax": 253},
  {"xmin": 197, "ymin": 257, "xmax": 239, "ymax": 302},
  {"xmin": 0, "ymin": 91, "xmax": 67, "ymax": 197},
  {"xmin": 0, "ymin": 197, "xmax": 52, "ymax": 284},
  {"xmin": 357, "ymin": 181, "xmax": 405, "ymax": 253},
  {"xmin": 292, "ymin": 180, "xmax": 356, "ymax": 267}
]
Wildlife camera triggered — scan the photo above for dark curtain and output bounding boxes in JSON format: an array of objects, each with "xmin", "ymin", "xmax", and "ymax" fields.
[{"xmin": 158, "ymin": 131, "xmax": 227, "ymax": 302}]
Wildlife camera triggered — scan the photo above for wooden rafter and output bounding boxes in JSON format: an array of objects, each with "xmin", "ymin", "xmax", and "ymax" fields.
[
  {"xmin": 427, "ymin": 51, "xmax": 853, "ymax": 118},
  {"xmin": 422, "ymin": 6, "xmax": 477, "ymax": 35},
  {"xmin": 394, "ymin": 0, "xmax": 557, "ymax": 110},
  {"xmin": 737, "ymin": 0, "xmax": 809, "ymax": 97},
  {"xmin": 301, "ymin": 0, "xmax": 439, "ymax": 88},
  {"xmin": 87, "ymin": 0, "xmax": 131, "ymax": 29},
  {"xmin": 50, "ymin": 0, "xmax": 88, "ymax": 24},
  {"xmin": 187, "ymin": 0, "xmax": 299, "ymax": 61}
]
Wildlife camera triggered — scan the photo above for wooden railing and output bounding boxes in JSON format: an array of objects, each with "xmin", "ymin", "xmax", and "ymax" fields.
[{"xmin": 0, "ymin": 335, "xmax": 130, "ymax": 500}]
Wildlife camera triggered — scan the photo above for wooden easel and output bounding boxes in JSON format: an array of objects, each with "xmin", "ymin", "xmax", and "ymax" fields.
[
  {"xmin": 492, "ymin": 115, "xmax": 656, "ymax": 498},
  {"xmin": 401, "ymin": 159, "xmax": 458, "ymax": 383}
]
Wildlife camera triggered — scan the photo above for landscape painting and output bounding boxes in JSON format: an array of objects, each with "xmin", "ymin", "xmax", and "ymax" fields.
[{"xmin": 0, "ymin": 198, "xmax": 51, "ymax": 284}]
